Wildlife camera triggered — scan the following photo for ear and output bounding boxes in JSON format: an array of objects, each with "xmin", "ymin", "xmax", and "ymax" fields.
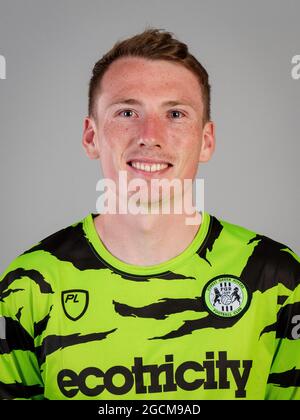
[
  {"xmin": 199, "ymin": 121, "xmax": 216, "ymax": 163},
  {"xmin": 82, "ymin": 116, "xmax": 100, "ymax": 159}
]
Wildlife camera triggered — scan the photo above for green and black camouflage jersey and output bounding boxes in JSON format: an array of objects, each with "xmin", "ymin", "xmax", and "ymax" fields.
[{"xmin": 0, "ymin": 212, "xmax": 300, "ymax": 400}]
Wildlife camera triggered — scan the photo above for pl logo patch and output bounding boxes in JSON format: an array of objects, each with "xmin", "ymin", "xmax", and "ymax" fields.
[
  {"xmin": 62, "ymin": 290, "xmax": 89, "ymax": 321},
  {"xmin": 203, "ymin": 275, "xmax": 250, "ymax": 318}
]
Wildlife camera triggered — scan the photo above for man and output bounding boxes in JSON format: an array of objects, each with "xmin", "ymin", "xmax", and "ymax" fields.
[{"xmin": 0, "ymin": 28, "xmax": 299, "ymax": 400}]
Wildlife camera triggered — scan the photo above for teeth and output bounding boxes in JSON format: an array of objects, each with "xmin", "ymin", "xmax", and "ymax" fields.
[{"xmin": 131, "ymin": 162, "xmax": 169, "ymax": 172}]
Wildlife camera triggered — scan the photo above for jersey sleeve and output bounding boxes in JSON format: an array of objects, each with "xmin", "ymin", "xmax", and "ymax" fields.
[
  {"xmin": 265, "ymin": 249, "xmax": 300, "ymax": 400},
  {"xmin": 0, "ymin": 254, "xmax": 50, "ymax": 400}
]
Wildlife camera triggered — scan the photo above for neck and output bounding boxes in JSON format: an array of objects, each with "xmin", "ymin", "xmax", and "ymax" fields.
[{"xmin": 94, "ymin": 210, "xmax": 202, "ymax": 266}]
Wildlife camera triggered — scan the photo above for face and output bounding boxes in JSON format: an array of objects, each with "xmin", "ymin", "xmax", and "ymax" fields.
[{"xmin": 83, "ymin": 57, "xmax": 215, "ymax": 206}]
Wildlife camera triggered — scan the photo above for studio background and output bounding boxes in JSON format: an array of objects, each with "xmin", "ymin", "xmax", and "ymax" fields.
[{"xmin": 0, "ymin": 0, "xmax": 299, "ymax": 272}]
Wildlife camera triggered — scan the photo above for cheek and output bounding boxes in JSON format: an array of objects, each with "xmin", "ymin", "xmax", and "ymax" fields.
[
  {"xmin": 102, "ymin": 121, "xmax": 128, "ymax": 145},
  {"xmin": 176, "ymin": 124, "xmax": 202, "ymax": 175},
  {"xmin": 172, "ymin": 121, "xmax": 201, "ymax": 141},
  {"xmin": 99, "ymin": 122, "xmax": 131, "ymax": 175},
  {"xmin": 101, "ymin": 122, "xmax": 129, "ymax": 160},
  {"xmin": 175, "ymin": 124, "xmax": 202, "ymax": 156}
]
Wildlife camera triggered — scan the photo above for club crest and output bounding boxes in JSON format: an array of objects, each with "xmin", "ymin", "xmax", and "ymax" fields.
[{"xmin": 203, "ymin": 275, "xmax": 250, "ymax": 318}]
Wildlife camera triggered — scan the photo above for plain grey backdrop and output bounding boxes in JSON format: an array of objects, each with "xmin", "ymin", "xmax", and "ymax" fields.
[{"xmin": 0, "ymin": 0, "xmax": 299, "ymax": 272}]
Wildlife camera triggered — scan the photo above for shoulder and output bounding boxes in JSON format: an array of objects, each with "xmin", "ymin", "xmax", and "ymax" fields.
[
  {"xmin": 213, "ymin": 213, "xmax": 297, "ymax": 257},
  {"xmin": 21, "ymin": 217, "xmax": 89, "ymax": 268},
  {"xmin": 209, "ymin": 214, "xmax": 300, "ymax": 292},
  {"xmin": 0, "ymin": 214, "xmax": 105, "ymax": 287}
]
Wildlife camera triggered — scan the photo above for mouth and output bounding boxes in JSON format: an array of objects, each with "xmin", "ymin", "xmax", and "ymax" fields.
[{"xmin": 126, "ymin": 160, "xmax": 173, "ymax": 175}]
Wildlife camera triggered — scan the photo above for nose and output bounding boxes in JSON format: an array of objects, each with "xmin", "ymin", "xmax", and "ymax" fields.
[{"xmin": 137, "ymin": 114, "xmax": 164, "ymax": 148}]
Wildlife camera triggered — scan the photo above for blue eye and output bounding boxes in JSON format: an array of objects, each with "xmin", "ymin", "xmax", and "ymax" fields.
[
  {"xmin": 119, "ymin": 110, "xmax": 135, "ymax": 118},
  {"xmin": 170, "ymin": 110, "xmax": 184, "ymax": 118}
]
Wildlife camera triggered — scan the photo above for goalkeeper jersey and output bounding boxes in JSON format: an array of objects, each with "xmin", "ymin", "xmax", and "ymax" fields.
[{"xmin": 0, "ymin": 212, "xmax": 299, "ymax": 400}]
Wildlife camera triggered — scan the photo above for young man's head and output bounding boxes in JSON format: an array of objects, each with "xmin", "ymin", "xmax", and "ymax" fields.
[{"xmin": 83, "ymin": 28, "xmax": 215, "ymax": 208}]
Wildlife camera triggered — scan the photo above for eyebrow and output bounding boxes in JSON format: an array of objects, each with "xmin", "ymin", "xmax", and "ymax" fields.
[{"xmin": 107, "ymin": 98, "xmax": 195, "ymax": 109}]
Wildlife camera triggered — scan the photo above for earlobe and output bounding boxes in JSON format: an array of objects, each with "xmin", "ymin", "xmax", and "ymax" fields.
[
  {"xmin": 199, "ymin": 121, "xmax": 215, "ymax": 163},
  {"xmin": 82, "ymin": 117, "xmax": 100, "ymax": 159}
]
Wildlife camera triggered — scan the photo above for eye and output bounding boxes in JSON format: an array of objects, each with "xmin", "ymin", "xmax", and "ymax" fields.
[
  {"xmin": 118, "ymin": 109, "xmax": 136, "ymax": 118},
  {"xmin": 169, "ymin": 110, "xmax": 185, "ymax": 119}
]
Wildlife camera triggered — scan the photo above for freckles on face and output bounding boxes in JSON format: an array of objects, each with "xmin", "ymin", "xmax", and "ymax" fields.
[
  {"xmin": 94, "ymin": 57, "xmax": 205, "ymax": 179},
  {"xmin": 98, "ymin": 118, "xmax": 140, "ymax": 180},
  {"xmin": 101, "ymin": 119, "xmax": 133, "ymax": 157},
  {"xmin": 99, "ymin": 114, "xmax": 202, "ymax": 179},
  {"xmin": 173, "ymin": 119, "xmax": 202, "ymax": 151}
]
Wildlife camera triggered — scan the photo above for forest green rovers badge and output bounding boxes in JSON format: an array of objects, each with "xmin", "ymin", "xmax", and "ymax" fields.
[{"xmin": 203, "ymin": 275, "xmax": 250, "ymax": 318}]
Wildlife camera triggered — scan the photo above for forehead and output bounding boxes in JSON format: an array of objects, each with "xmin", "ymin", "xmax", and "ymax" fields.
[{"xmin": 98, "ymin": 57, "xmax": 203, "ymax": 107}]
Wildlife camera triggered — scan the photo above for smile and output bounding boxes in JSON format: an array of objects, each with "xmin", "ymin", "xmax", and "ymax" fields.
[{"xmin": 127, "ymin": 160, "xmax": 173, "ymax": 174}]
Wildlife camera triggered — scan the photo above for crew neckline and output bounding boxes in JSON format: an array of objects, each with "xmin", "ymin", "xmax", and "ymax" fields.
[{"xmin": 83, "ymin": 212, "xmax": 211, "ymax": 276}]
